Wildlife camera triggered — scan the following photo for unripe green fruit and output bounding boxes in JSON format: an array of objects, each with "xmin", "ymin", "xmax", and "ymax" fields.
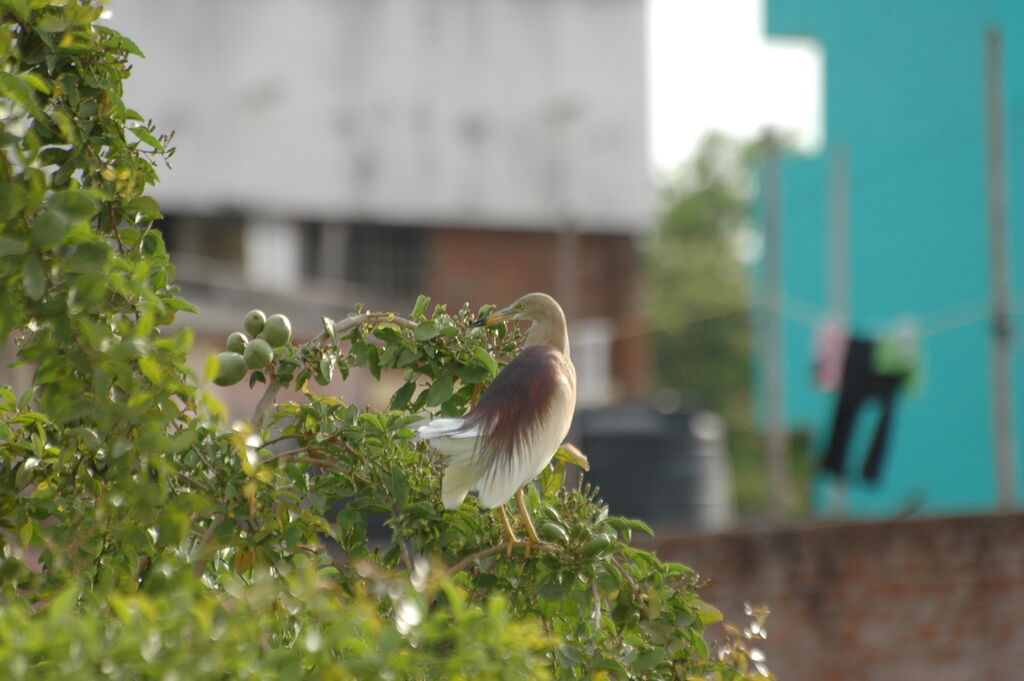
[
  {"xmin": 244, "ymin": 309, "xmax": 266, "ymax": 337},
  {"xmin": 582, "ymin": 535, "xmax": 612, "ymax": 558},
  {"xmin": 213, "ymin": 352, "xmax": 247, "ymax": 386},
  {"xmin": 261, "ymin": 313, "xmax": 292, "ymax": 347},
  {"xmin": 226, "ymin": 331, "xmax": 248, "ymax": 354},
  {"xmin": 244, "ymin": 338, "xmax": 274, "ymax": 368},
  {"xmin": 539, "ymin": 521, "xmax": 569, "ymax": 544}
]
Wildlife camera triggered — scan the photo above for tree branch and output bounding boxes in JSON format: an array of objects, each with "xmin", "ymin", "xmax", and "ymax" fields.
[
  {"xmin": 191, "ymin": 512, "xmax": 225, "ymax": 578},
  {"xmin": 251, "ymin": 312, "xmax": 417, "ymax": 429},
  {"xmin": 445, "ymin": 540, "xmax": 556, "ymax": 578}
]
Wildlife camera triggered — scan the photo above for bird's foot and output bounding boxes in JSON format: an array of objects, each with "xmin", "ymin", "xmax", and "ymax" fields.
[{"xmin": 498, "ymin": 506, "xmax": 519, "ymax": 556}]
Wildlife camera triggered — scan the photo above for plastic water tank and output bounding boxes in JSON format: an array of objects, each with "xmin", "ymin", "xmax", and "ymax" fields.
[{"xmin": 577, "ymin": 405, "xmax": 736, "ymax": 531}]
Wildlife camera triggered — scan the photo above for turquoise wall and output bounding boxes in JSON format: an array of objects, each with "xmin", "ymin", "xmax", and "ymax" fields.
[{"xmin": 765, "ymin": 0, "xmax": 1024, "ymax": 515}]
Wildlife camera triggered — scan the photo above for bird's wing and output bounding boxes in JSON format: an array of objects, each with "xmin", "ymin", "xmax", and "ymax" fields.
[
  {"xmin": 470, "ymin": 346, "xmax": 576, "ymax": 508},
  {"xmin": 417, "ymin": 417, "xmax": 489, "ymax": 508},
  {"xmin": 416, "ymin": 417, "xmax": 483, "ymax": 467},
  {"xmin": 415, "ymin": 417, "xmax": 476, "ymax": 440},
  {"xmin": 417, "ymin": 345, "xmax": 576, "ymax": 510}
]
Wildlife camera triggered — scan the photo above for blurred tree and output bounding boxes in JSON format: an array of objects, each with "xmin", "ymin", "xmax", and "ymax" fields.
[{"xmin": 644, "ymin": 134, "xmax": 771, "ymax": 513}]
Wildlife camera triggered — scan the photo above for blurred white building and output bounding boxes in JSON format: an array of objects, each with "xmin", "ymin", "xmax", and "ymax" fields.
[{"xmin": 111, "ymin": 0, "xmax": 653, "ymax": 407}]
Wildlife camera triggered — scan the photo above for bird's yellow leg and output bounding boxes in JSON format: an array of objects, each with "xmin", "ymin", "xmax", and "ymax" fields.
[
  {"xmin": 515, "ymin": 488, "xmax": 541, "ymax": 556},
  {"xmin": 498, "ymin": 505, "xmax": 519, "ymax": 555}
]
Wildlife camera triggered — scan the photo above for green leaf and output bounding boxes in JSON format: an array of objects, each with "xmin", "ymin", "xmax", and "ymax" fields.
[
  {"xmin": 412, "ymin": 294, "xmax": 431, "ymax": 320},
  {"xmin": 22, "ymin": 253, "xmax": 45, "ymax": 300},
  {"xmin": 692, "ymin": 599, "xmax": 723, "ymax": 625},
  {"xmin": 556, "ymin": 645, "xmax": 585, "ymax": 667},
  {"xmin": 138, "ymin": 355, "xmax": 163, "ymax": 386},
  {"xmin": 130, "ymin": 126, "xmax": 165, "ymax": 151},
  {"xmin": 424, "ymin": 375, "xmax": 454, "ymax": 406},
  {"xmin": 49, "ymin": 109, "xmax": 78, "ymax": 144},
  {"xmin": 0, "ymin": 183, "xmax": 28, "ymax": 219},
  {"xmin": 634, "ymin": 649, "xmax": 666, "ymax": 670},
  {"xmin": 51, "ymin": 190, "xmax": 100, "ymax": 220},
  {"xmin": 0, "ymin": 72, "xmax": 42, "ymax": 117},
  {"xmin": 66, "ymin": 241, "xmax": 110, "ymax": 273},
  {"xmin": 414, "ymin": 320, "xmax": 440, "ymax": 341},
  {"xmin": 19, "ymin": 72, "xmax": 51, "ymax": 95},
  {"xmin": 473, "ymin": 346, "xmax": 499, "ymax": 377},
  {"xmin": 0, "ymin": 237, "xmax": 27, "ymax": 258},
  {"xmin": 455, "ymin": 364, "xmax": 490, "ymax": 384},
  {"xmin": 127, "ymin": 196, "xmax": 162, "ymax": 220},
  {"xmin": 605, "ymin": 516, "xmax": 655, "ymax": 537},
  {"xmin": 366, "ymin": 344, "xmax": 381, "ymax": 379},
  {"xmin": 317, "ymin": 355, "xmax": 335, "ymax": 385},
  {"xmin": 30, "ymin": 208, "xmax": 69, "ymax": 250},
  {"xmin": 372, "ymin": 325, "xmax": 403, "ymax": 344},
  {"xmin": 35, "ymin": 14, "xmax": 69, "ymax": 33},
  {"xmin": 388, "ymin": 464, "xmax": 409, "ymax": 504},
  {"xmin": 166, "ymin": 296, "xmax": 199, "ymax": 314},
  {"xmin": 0, "ymin": 0, "xmax": 29, "ymax": 21},
  {"xmin": 390, "ymin": 381, "xmax": 416, "ymax": 411},
  {"xmin": 540, "ymin": 461, "xmax": 565, "ymax": 499}
]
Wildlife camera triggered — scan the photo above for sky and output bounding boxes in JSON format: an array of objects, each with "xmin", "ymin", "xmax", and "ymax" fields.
[{"xmin": 646, "ymin": 0, "xmax": 823, "ymax": 172}]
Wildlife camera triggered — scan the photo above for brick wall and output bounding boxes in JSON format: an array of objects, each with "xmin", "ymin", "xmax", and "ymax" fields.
[{"xmin": 649, "ymin": 513, "xmax": 1024, "ymax": 681}]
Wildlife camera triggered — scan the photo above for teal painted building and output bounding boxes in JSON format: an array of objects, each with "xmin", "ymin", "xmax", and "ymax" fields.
[{"xmin": 764, "ymin": 1, "xmax": 1024, "ymax": 515}]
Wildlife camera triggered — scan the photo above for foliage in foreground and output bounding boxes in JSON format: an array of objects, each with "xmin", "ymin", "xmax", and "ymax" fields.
[{"xmin": 0, "ymin": 3, "xmax": 770, "ymax": 679}]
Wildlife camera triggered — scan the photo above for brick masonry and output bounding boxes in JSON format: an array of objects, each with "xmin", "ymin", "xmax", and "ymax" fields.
[{"xmin": 648, "ymin": 513, "xmax": 1024, "ymax": 680}]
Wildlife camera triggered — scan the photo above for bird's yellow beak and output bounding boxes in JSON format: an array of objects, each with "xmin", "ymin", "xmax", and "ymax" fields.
[{"xmin": 470, "ymin": 305, "xmax": 515, "ymax": 327}]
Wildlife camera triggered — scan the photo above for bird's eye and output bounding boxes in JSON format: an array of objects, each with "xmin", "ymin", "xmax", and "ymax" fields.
[{"xmin": 515, "ymin": 303, "xmax": 524, "ymax": 310}]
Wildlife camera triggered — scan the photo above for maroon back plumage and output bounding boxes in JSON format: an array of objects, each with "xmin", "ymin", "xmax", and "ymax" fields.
[{"xmin": 461, "ymin": 344, "xmax": 563, "ymax": 472}]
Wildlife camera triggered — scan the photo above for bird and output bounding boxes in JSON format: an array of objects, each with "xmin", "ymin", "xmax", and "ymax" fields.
[{"xmin": 416, "ymin": 292, "xmax": 577, "ymax": 549}]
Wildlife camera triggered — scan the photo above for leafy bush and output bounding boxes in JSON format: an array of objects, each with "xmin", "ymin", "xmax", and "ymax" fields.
[{"xmin": 0, "ymin": 3, "xmax": 770, "ymax": 679}]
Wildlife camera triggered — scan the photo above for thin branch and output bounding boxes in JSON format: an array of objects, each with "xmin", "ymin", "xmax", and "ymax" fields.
[
  {"xmin": 191, "ymin": 512, "xmax": 225, "ymax": 578},
  {"xmin": 191, "ymin": 444, "xmax": 225, "ymax": 483},
  {"xmin": 252, "ymin": 381, "xmax": 282, "ymax": 431},
  {"xmin": 609, "ymin": 555, "xmax": 641, "ymax": 599},
  {"xmin": 261, "ymin": 445, "xmax": 308, "ymax": 464},
  {"xmin": 398, "ymin": 538, "xmax": 414, "ymax": 571},
  {"xmin": 445, "ymin": 540, "xmax": 556, "ymax": 578},
  {"xmin": 251, "ymin": 312, "xmax": 416, "ymax": 429}
]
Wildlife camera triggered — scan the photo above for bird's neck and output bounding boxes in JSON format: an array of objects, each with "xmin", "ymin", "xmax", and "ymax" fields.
[{"xmin": 525, "ymin": 317, "xmax": 570, "ymax": 359}]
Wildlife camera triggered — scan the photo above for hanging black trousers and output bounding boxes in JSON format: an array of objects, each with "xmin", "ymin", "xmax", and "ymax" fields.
[{"xmin": 821, "ymin": 338, "xmax": 903, "ymax": 481}]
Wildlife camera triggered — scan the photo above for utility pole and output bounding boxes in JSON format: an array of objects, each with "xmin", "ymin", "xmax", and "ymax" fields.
[
  {"xmin": 761, "ymin": 129, "xmax": 790, "ymax": 520},
  {"xmin": 828, "ymin": 145, "xmax": 851, "ymax": 325},
  {"xmin": 827, "ymin": 144, "xmax": 851, "ymax": 516},
  {"xmin": 984, "ymin": 27, "xmax": 1017, "ymax": 511}
]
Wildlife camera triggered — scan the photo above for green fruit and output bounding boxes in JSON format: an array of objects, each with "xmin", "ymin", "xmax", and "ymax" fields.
[
  {"xmin": 261, "ymin": 313, "xmax": 292, "ymax": 347},
  {"xmin": 539, "ymin": 522, "xmax": 569, "ymax": 544},
  {"xmin": 226, "ymin": 331, "xmax": 248, "ymax": 354},
  {"xmin": 213, "ymin": 352, "xmax": 247, "ymax": 386},
  {"xmin": 243, "ymin": 309, "xmax": 266, "ymax": 337},
  {"xmin": 582, "ymin": 535, "xmax": 612, "ymax": 558},
  {"xmin": 243, "ymin": 338, "xmax": 274, "ymax": 369}
]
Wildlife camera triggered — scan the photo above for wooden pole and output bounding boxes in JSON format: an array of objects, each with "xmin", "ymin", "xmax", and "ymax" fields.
[
  {"xmin": 984, "ymin": 27, "xmax": 1017, "ymax": 510},
  {"xmin": 761, "ymin": 129, "xmax": 790, "ymax": 520}
]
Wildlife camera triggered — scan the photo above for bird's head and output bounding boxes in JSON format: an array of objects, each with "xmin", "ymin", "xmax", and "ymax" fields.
[
  {"xmin": 470, "ymin": 292, "xmax": 560, "ymax": 327},
  {"xmin": 470, "ymin": 292, "xmax": 569, "ymax": 354}
]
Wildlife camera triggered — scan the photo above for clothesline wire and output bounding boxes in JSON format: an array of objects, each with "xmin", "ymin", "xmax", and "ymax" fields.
[{"xmin": 601, "ymin": 289, "xmax": 1024, "ymax": 346}]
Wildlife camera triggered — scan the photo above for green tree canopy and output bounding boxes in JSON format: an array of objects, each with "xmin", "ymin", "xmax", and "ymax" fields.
[{"xmin": 0, "ymin": 4, "xmax": 770, "ymax": 679}]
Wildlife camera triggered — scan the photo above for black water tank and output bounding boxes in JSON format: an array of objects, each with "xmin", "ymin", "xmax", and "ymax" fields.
[{"xmin": 578, "ymin": 405, "xmax": 735, "ymax": 531}]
